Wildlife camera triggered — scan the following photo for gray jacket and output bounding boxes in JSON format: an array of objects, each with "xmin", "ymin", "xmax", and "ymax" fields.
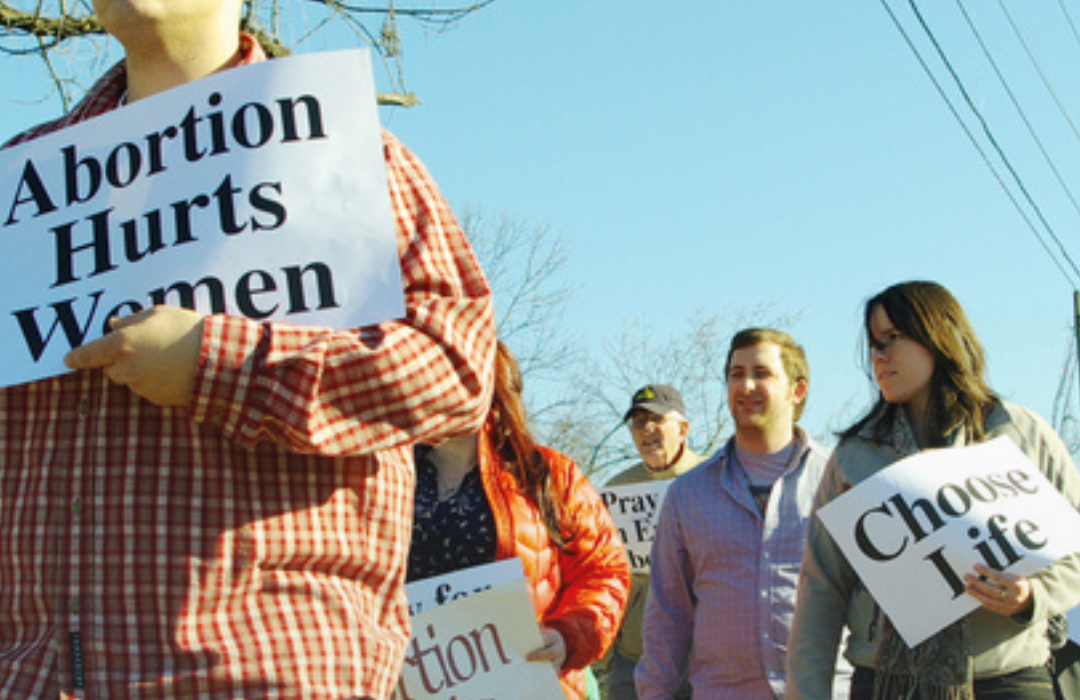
[{"xmin": 786, "ymin": 402, "xmax": 1080, "ymax": 700}]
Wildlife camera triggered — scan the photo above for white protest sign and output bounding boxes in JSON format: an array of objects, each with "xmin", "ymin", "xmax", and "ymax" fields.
[
  {"xmin": 0, "ymin": 49, "xmax": 403, "ymax": 388},
  {"xmin": 818, "ymin": 436, "xmax": 1080, "ymax": 647},
  {"xmin": 599, "ymin": 480, "xmax": 671, "ymax": 573},
  {"xmin": 405, "ymin": 558, "xmax": 525, "ymax": 617},
  {"xmin": 391, "ymin": 577, "xmax": 565, "ymax": 700}
]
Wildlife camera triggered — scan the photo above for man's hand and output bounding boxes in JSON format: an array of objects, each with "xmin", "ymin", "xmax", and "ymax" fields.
[
  {"xmin": 64, "ymin": 306, "xmax": 205, "ymax": 407},
  {"xmin": 526, "ymin": 626, "xmax": 567, "ymax": 671}
]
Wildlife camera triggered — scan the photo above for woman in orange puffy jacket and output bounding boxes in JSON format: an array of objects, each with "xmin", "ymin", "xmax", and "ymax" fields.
[{"xmin": 408, "ymin": 340, "xmax": 630, "ymax": 700}]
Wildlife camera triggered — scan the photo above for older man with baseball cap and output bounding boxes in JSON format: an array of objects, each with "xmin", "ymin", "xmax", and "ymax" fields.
[{"xmin": 597, "ymin": 384, "xmax": 703, "ymax": 700}]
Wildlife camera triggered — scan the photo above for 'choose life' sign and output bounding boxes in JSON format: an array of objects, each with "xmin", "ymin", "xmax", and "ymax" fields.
[{"xmin": 817, "ymin": 436, "xmax": 1080, "ymax": 647}]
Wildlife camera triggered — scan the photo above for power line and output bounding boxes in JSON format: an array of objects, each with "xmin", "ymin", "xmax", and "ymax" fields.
[
  {"xmin": 877, "ymin": 0, "xmax": 1080, "ymax": 289},
  {"xmin": 1057, "ymin": 0, "xmax": 1080, "ymax": 54},
  {"xmin": 996, "ymin": 0, "xmax": 1080, "ymax": 148},
  {"xmin": 952, "ymin": 0, "xmax": 1080, "ymax": 225}
]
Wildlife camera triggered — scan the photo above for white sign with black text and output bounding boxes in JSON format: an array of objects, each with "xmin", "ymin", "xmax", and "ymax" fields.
[
  {"xmin": 818, "ymin": 436, "xmax": 1080, "ymax": 647},
  {"xmin": 0, "ymin": 49, "xmax": 403, "ymax": 388},
  {"xmin": 404, "ymin": 558, "xmax": 525, "ymax": 617},
  {"xmin": 599, "ymin": 480, "xmax": 672, "ymax": 574},
  {"xmin": 392, "ymin": 572, "xmax": 564, "ymax": 700}
]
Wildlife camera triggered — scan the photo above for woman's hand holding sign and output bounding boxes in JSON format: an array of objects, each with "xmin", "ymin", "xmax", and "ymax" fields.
[
  {"xmin": 64, "ymin": 306, "xmax": 204, "ymax": 407},
  {"xmin": 526, "ymin": 626, "xmax": 567, "ymax": 671},
  {"xmin": 964, "ymin": 563, "xmax": 1033, "ymax": 617}
]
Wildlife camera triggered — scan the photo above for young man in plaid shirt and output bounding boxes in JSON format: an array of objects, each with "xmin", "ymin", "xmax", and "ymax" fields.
[{"xmin": 0, "ymin": 1, "xmax": 495, "ymax": 697}]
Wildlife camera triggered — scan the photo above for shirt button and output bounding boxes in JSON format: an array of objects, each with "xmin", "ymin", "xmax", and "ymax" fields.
[
  {"xmin": 77, "ymin": 399, "xmax": 90, "ymax": 417},
  {"xmin": 71, "ymin": 499, "xmax": 83, "ymax": 518},
  {"xmin": 69, "ymin": 597, "xmax": 80, "ymax": 615}
]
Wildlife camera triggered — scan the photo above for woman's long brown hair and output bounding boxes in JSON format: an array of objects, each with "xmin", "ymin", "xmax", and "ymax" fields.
[
  {"xmin": 842, "ymin": 281, "xmax": 998, "ymax": 446},
  {"xmin": 488, "ymin": 341, "xmax": 569, "ymax": 549}
]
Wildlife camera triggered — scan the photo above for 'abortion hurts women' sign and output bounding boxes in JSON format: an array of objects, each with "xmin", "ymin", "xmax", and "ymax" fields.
[
  {"xmin": 0, "ymin": 49, "xmax": 403, "ymax": 388},
  {"xmin": 818, "ymin": 436, "xmax": 1080, "ymax": 647}
]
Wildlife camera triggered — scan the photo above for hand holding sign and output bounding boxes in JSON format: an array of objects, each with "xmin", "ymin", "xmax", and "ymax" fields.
[
  {"xmin": 817, "ymin": 436, "xmax": 1080, "ymax": 646},
  {"xmin": 0, "ymin": 50, "xmax": 404, "ymax": 389},
  {"xmin": 395, "ymin": 571, "xmax": 564, "ymax": 700},
  {"xmin": 64, "ymin": 306, "xmax": 203, "ymax": 406},
  {"xmin": 964, "ymin": 563, "xmax": 1033, "ymax": 617},
  {"xmin": 525, "ymin": 627, "xmax": 567, "ymax": 670}
]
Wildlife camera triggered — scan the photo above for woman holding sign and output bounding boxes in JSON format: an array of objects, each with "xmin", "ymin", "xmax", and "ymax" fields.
[
  {"xmin": 408, "ymin": 340, "xmax": 630, "ymax": 700},
  {"xmin": 787, "ymin": 281, "xmax": 1080, "ymax": 700}
]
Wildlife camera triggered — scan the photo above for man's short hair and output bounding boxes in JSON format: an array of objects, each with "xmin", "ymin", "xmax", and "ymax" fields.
[{"xmin": 724, "ymin": 328, "xmax": 810, "ymax": 420}]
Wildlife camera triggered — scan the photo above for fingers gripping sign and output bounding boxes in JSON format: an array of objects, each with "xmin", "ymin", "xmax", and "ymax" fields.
[
  {"xmin": 963, "ymin": 563, "xmax": 1034, "ymax": 618},
  {"xmin": 64, "ymin": 306, "xmax": 205, "ymax": 407},
  {"xmin": 526, "ymin": 626, "xmax": 567, "ymax": 672}
]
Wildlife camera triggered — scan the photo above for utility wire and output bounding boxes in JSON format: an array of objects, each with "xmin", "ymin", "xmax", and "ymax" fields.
[
  {"xmin": 876, "ymin": 0, "xmax": 1080, "ymax": 289},
  {"xmin": 997, "ymin": 0, "xmax": 1080, "ymax": 147},
  {"xmin": 953, "ymin": 0, "xmax": 1080, "ymax": 224},
  {"xmin": 1057, "ymin": 0, "xmax": 1080, "ymax": 53}
]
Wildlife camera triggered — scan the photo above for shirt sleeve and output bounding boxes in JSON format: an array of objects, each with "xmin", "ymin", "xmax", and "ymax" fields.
[
  {"xmin": 635, "ymin": 481, "xmax": 695, "ymax": 700},
  {"xmin": 786, "ymin": 452, "xmax": 854, "ymax": 700},
  {"xmin": 542, "ymin": 449, "xmax": 631, "ymax": 671},
  {"xmin": 1006, "ymin": 407, "xmax": 1080, "ymax": 624},
  {"xmin": 189, "ymin": 130, "xmax": 496, "ymax": 454}
]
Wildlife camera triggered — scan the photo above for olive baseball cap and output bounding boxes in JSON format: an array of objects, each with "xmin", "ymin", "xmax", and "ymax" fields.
[{"xmin": 624, "ymin": 384, "xmax": 686, "ymax": 421}]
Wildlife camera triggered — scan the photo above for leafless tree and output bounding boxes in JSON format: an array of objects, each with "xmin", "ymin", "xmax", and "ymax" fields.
[
  {"xmin": 461, "ymin": 208, "xmax": 591, "ymax": 454},
  {"xmin": 462, "ymin": 209, "xmax": 580, "ymax": 387},
  {"xmin": 549, "ymin": 306, "xmax": 802, "ymax": 482},
  {"xmin": 0, "ymin": 0, "xmax": 496, "ymax": 110},
  {"xmin": 458, "ymin": 212, "xmax": 793, "ymax": 481},
  {"xmin": 411, "ymin": 209, "xmax": 818, "ymax": 482}
]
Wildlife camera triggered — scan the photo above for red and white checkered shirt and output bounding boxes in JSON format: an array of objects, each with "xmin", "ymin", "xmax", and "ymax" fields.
[{"xmin": 0, "ymin": 36, "xmax": 495, "ymax": 699}]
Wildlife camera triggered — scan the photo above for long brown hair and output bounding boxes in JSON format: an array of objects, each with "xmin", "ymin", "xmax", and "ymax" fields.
[
  {"xmin": 488, "ymin": 341, "xmax": 569, "ymax": 549},
  {"xmin": 842, "ymin": 281, "xmax": 998, "ymax": 446}
]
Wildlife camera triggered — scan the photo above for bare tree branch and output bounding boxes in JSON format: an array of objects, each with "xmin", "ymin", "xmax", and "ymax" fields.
[
  {"xmin": 462, "ymin": 208, "xmax": 580, "ymax": 385},
  {"xmin": 0, "ymin": 0, "xmax": 494, "ymax": 109},
  {"xmin": 305, "ymin": 0, "xmax": 497, "ymax": 22},
  {"xmin": 556, "ymin": 305, "xmax": 803, "ymax": 481},
  {"xmin": 0, "ymin": 4, "xmax": 103, "ymax": 42}
]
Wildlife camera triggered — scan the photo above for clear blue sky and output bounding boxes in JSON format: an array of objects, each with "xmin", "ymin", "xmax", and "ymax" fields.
[
  {"xmin": 391, "ymin": 0, "xmax": 1080, "ymax": 441},
  {"xmin": 3, "ymin": 0, "xmax": 1080, "ymax": 443},
  {"xmin": 382, "ymin": 0, "xmax": 1080, "ymax": 442}
]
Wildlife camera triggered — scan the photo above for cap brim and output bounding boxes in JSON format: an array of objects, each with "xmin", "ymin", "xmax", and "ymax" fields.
[{"xmin": 624, "ymin": 402, "xmax": 681, "ymax": 422}]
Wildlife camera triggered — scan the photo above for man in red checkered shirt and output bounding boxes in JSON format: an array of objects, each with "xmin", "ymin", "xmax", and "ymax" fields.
[{"xmin": 0, "ymin": 1, "xmax": 496, "ymax": 698}]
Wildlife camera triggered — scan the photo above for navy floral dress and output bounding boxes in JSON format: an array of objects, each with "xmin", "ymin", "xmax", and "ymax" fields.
[{"xmin": 407, "ymin": 445, "xmax": 498, "ymax": 582}]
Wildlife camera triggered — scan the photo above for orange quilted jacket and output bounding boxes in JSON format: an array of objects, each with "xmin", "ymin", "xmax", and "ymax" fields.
[{"xmin": 477, "ymin": 423, "xmax": 630, "ymax": 699}]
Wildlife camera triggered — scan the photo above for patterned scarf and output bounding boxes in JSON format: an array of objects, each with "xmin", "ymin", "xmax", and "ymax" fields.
[{"xmin": 872, "ymin": 409, "xmax": 974, "ymax": 700}]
